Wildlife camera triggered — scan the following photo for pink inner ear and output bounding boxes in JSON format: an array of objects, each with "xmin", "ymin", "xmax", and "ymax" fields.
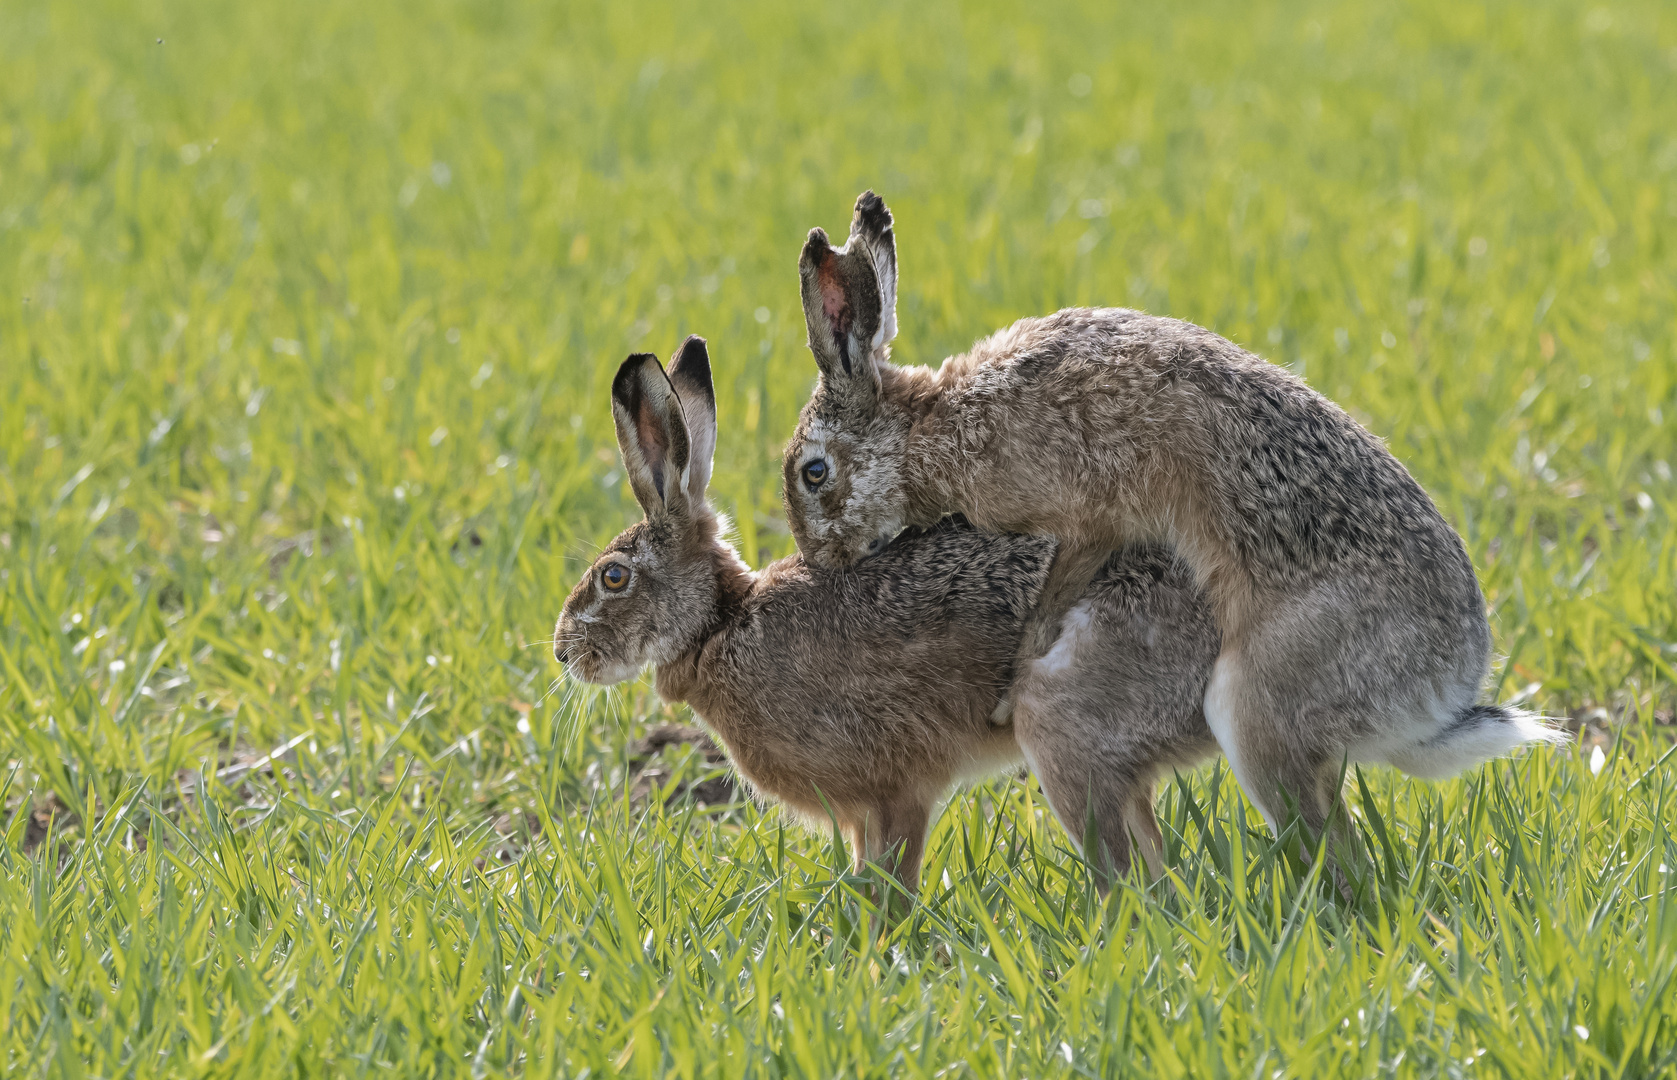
[
  {"xmin": 636, "ymin": 410, "xmax": 668, "ymax": 476},
  {"xmin": 819, "ymin": 260, "xmax": 849, "ymax": 333}
]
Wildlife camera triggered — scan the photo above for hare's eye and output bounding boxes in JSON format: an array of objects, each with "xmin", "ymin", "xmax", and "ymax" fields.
[
  {"xmin": 600, "ymin": 564, "xmax": 631, "ymax": 592},
  {"xmin": 802, "ymin": 459, "xmax": 828, "ymax": 488}
]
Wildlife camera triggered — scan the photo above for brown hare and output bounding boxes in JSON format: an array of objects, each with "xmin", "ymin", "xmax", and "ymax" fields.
[
  {"xmin": 556, "ymin": 336, "xmax": 1221, "ymax": 902},
  {"xmin": 782, "ymin": 191, "xmax": 1565, "ymax": 856}
]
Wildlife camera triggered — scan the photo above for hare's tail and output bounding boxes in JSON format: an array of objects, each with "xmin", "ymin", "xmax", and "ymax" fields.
[{"xmin": 1391, "ymin": 703, "xmax": 1570, "ymax": 780}]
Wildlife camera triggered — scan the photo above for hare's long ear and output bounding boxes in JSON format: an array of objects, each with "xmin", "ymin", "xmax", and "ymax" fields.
[
  {"xmin": 849, "ymin": 190, "xmax": 897, "ymax": 346},
  {"xmin": 611, "ymin": 353, "xmax": 692, "ymax": 522},
  {"xmin": 666, "ymin": 335, "xmax": 716, "ymax": 505},
  {"xmin": 798, "ymin": 190, "xmax": 898, "ymax": 401}
]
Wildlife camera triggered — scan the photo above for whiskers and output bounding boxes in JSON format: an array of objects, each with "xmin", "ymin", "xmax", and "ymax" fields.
[
  {"xmin": 540, "ymin": 672, "xmax": 579, "ymax": 713},
  {"xmin": 535, "ymin": 640, "xmax": 612, "ymax": 709},
  {"xmin": 539, "ymin": 672, "xmax": 634, "ymax": 759},
  {"xmin": 530, "ymin": 629, "xmax": 587, "ymax": 653},
  {"xmin": 537, "ymin": 666, "xmax": 578, "ymax": 709}
]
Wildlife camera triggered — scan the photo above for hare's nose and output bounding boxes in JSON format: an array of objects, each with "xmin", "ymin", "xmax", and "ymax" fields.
[{"xmin": 555, "ymin": 642, "xmax": 571, "ymax": 665}]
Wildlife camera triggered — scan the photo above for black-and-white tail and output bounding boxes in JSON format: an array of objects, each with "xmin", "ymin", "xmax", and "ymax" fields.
[{"xmin": 1396, "ymin": 703, "xmax": 1570, "ymax": 780}]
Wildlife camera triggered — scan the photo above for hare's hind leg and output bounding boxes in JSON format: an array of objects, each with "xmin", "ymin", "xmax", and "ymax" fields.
[
  {"xmin": 1205, "ymin": 650, "xmax": 1360, "ymax": 888},
  {"xmin": 1013, "ymin": 701, "xmax": 1164, "ymax": 890},
  {"xmin": 1022, "ymin": 741, "xmax": 1163, "ymax": 889},
  {"xmin": 1010, "ymin": 564, "xmax": 1216, "ymax": 891}
]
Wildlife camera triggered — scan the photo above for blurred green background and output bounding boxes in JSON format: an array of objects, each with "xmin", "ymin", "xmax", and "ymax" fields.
[{"xmin": 2, "ymin": 0, "xmax": 1675, "ymax": 1075}]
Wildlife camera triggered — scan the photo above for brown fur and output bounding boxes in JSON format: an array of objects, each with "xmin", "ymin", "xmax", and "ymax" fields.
[
  {"xmin": 784, "ymin": 193, "xmax": 1566, "ymax": 854},
  {"xmin": 558, "ymin": 337, "xmax": 1221, "ymax": 902}
]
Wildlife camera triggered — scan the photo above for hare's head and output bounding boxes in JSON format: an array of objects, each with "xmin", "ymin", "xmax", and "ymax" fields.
[
  {"xmin": 783, "ymin": 190, "xmax": 915, "ymax": 568},
  {"xmin": 557, "ymin": 337, "xmax": 734, "ymax": 685}
]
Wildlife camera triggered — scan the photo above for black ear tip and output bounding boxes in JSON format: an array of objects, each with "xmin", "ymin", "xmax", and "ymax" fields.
[
  {"xmin": 612, "ymin": 352, "xmax": 663, "ymax": 401},
  {"xmin": 669, "ymin": 337, "xmax": 715, "ymax": 416},
  {"xmin": 616, "ymin": 351, "xmax": 662, "ymax": 377},
  {"xmin": 794, "ymin": 228, "xmax": 828, "ymax": 271},
  {"xmin": 670, "ymin": 335, "xmax": 712, "ymax": 385},
  {"xmin": 854, "ymin": 190, "xmax": 892, "ymax": 233}
]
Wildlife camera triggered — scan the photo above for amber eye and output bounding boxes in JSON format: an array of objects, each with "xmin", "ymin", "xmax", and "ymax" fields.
[
  {"xmin": 600, "ymin": 563, "xmax": 630, "ymax": 592},
  {"xmin": 801, "ymin": 459, "xmax": 828, "ymax": 488}
]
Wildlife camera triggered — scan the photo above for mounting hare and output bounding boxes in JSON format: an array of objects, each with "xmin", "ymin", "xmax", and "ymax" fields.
[
  {"xmin": 556, "ymin": 337, "xmax": 1221, "ymax": 902},
  {"xmin": 782, "ymin": 191, "xmax": 1564, "ymax": 854}
]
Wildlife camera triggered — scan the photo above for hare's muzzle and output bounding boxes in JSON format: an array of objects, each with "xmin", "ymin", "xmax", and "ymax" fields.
[{"xmin": 554, "ymin": 616, "xmax": 577, "ymax": 666}]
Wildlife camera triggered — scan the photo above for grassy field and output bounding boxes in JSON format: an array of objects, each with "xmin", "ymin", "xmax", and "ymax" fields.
[{"xmin": 3, "ymin": 0, "xmax": 1676, "ymax": 1074}]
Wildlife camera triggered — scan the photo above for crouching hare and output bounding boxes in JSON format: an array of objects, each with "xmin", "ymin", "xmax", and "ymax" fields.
[
  {"xmin": 783, "ymin": 192, "xmax": 1565, "ymax": 856},
  {"xmin": 557, "ymin": 337, "xmax": 1222, "ymax": 906}
]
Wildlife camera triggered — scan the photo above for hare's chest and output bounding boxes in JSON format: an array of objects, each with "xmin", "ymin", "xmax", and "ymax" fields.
[{"xmin": 683, "ymin": 694, "xmax": 835, "ymax": 813}]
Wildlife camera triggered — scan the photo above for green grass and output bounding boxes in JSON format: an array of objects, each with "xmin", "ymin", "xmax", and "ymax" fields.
[{"xmin": 3, "ymin": 0, "xmax": 1676, "ymax": 1074}]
